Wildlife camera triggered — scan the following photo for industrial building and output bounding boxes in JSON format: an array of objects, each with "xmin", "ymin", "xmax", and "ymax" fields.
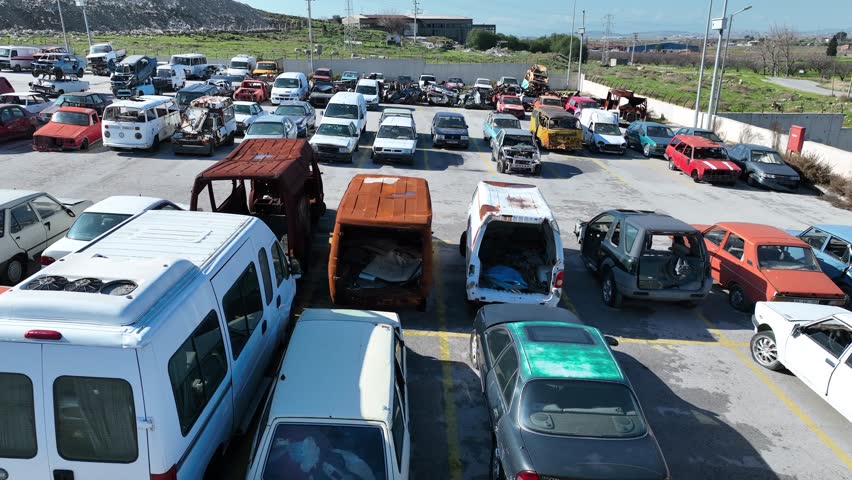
[{"xmin": 343, "ymin": 14, "xmax": 496, "ymax": 43}]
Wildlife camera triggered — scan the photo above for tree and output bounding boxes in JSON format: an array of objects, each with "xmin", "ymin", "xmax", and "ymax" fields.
[
  {"xmin": 377, "ymin": 11, "xmax": 408, "ymax": 37},
  {"xmin": 548, "ymin": 34, "xmax": 583, "ymax": 61},
  {"xmin": 827, "ymin": 35, "xmax": 838, "ymax": 56},
  {"xmin": 465, "ymin": 29, "xmax": 498, "ymax": 50},
  {"xmin": 837, "ymin": 31, "xmax": 848, "ymax": 41}
]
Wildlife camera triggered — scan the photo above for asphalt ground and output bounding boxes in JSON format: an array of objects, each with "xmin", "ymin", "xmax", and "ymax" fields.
[{"xmin": 2, "ymin": 71, "xmax": 851, "ymax": 479}]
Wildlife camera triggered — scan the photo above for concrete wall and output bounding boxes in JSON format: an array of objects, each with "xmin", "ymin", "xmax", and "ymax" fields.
[
  {"xmin": 581, "ymin": 76, "xmax": 852, "ymax": 177},
  {"xmin": 718, "ymin": 113, "xmax": 847, "ymax": 147}
]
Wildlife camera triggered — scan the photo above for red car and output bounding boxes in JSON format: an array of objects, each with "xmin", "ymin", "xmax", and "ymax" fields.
[
  {"xmin": 0, "ymin": 76, "xmax": 12, "ymax": 95},
  {"xmin": 565, "ymin": 95, "xmax": 599, "ymax": 115},
  {"xmin": 0, "ymin": 104, "xmax": 37, "ymax": 142},
  {"xmin": 234, "ymin": 79, "xmax": 271, "ymax": 102},
  {"xmin": 32, "ymin": 106, "xmax": 101, "ymax": 151},
  {"xmin": 496, "ymin": 94, "xmax": 525, "ymax": 119},
  {"xmin": 533, "ymin": 95, "xmax": 564, "ymax": 110},
  {"xmin": 312, "ymin": 68, "xmax": 333, "ymax": 84},
  {"xmin": 695, "ymin": 222, "xmax": 846, "ymax": 311},
  {"xmin": 665, "ymin": 134, "xmax": 740, "ymax": 185}
]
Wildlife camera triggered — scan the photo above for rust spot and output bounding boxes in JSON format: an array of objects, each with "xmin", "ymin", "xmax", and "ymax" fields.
[
  {"xmin": 506, "ymin": 195, "xmax": 533, "ymax": 209},
  {"xmin": 479, "ymin": 205, "xmax": 498, "ymax": 219}
]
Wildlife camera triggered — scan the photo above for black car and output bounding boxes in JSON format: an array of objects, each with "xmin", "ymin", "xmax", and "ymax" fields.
[
  {"xmin": 431, "ymin": 111, "xmax": 469, "ymax": 148},
  {"xmin": 471, "ymin": 304, "xmax": 670, "ymax": 480},
  {"xmin": 36, "ymin": 92, "xmax": 111, "ymax": 124},
  {"xmin": 727, "ymin": 144, "xmax": 801, "ymax": 192}
]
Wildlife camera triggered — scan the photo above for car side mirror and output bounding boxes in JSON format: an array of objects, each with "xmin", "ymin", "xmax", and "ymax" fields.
[
  {"xmin": 604, "ymin": 335, "xmax": 619, "ymax": 347},
  {"xmin": 289, "ymin": 257, "xmax": 303, "ymax": 279},
  {"xmin": 65, "ymin": 208, "xmax": 76, "ymax": 217},
  {"xmin": 791, "ymin": 324, "xmax": 801, "ymax": 337}
]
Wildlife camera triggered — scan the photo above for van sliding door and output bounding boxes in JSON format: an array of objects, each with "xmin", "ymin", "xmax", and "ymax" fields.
[{"xmin": 0, "ymin": 343, "xmax": 49, "ymax": 478}]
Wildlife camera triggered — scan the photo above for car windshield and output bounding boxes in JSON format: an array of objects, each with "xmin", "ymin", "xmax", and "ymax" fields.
[
  {"xmin": 258, "ymin": 63, "xmax": 277, "ymax": 70},
  {"xmin": 247, "ymin": 122, "xmax": 285, "ymax": 136},
  {"xmin": 548, "ymin": 117, "xmax": 579, "ymax": 129},
  {"xmin": 521, "ymin": 380, "xmax": 647, "ymax": 439},
  {"xmin": 693, "ymin": 131, "xmax": 724, "ymax": 143},
  {"xmin": 647, "ymin": 126, "xmax": 674, "ymax": 137},
  {"xmin": 476, "ymin": 79, "xmax": 490, "ymax": 85},
  {"xmin": 595, "ymin": 123, "xmax": 621, "ymax": 135},
  {"xmin": 56, "ymin": 95, "xmax": 87, "ymax": 106},
  {"xmin": 172, "ymin": 57, "xmax": 191, "ymax": 65},
  {"xmin": 580, "ymin": 101, "xmax": 598, "ymax": 109},
  {"xmin": 176, "ymin": 91, "xmax": 204, "ymax": 107},
  {"xmin": 230, "ymin": 61, "xmax": 250, "ymax": 69},
  {"xmin": 355, "ymin": 85, "xmax": 377, "ymax": 95},
  {"xmin": 751, "ymin": 150, "xmax": 786, "ymax": 164},
  {"xmin": 449, "ymin": 77, "xmax": 462, "ymax": 83},
  {"xmin": 316, "ymin": 123, "xmax": 351, "ymax": 137},
  {"xmin": 421, "ymin": 76, "xmax": 435, "ymax": 82},
  {"xmin": 155, "ymin": 69, "xmax": 172, "ymax": 78},
  {"xmin": 492, "ymin": 118, "xmax": 521, "ymax": 129},
  {"xmin": 52, "ymin": 111, "xmax": 89, "ymax": 126},
  {"xmin": 261, "ymin": 423, "xmax": 388, "ymax": 480},
  {"xmin": 0, "ymin": 48, "xmax": 9, "ymax": 57},
  {"xmin": 315, "ymin": 70, "xmax": 331, "ymax": 77},
  {"xmin": 274, "ymin": 78, "xmax": 300, "ymax": 88},
  {"xmin": 694, "ymin": 147, "xmax": 728, "ymax": 160},
  {"xmin": 103, "ymin": 106, "xmax": 145, "ymax": 122},
  {"xmin": 542, "ymin": 99, "xmax": 562, "ymax": 107},
  {"xmin": 502, "ymin": 78, "xmax": 518, "ymax": 84},
  {"xmin": 503, "ymin": 134, "xmax": 534, "ymax": 147},
  {"xmin": 343, "ymin": 71, "xmax": 357, "ymax": 78},
  {"xmin": 67, "ymin": 212, "xmax": 132, "ymax": 241},
  {"xmin": 377, "ymin": 125, "xmax": 415, "ymax": 140},
  {"xmin": 90, "ymin": 45, "xmax": 111, "ymax": 53},
  {"xmin": 502, "ymin": 97, "xmax": 521, "ymax": 105},
  {"xmin": 275, "ymin": 105, "xmax": 306, "ymax": 116},
  {"xmin": 757, "ymin": 245, "xmax": 821, "ymax": 271},
  {"xmin": 437, "ymin": 116, "xmax": 465, "ymax": 129},
  {"xmin": 325, "ymin": 103, "xmax": 358, "ymax": 119}
]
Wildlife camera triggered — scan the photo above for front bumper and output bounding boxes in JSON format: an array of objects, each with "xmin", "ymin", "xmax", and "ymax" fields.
[
  {"xmin": 315, "ymin": 147, "xmax": 353, "ymax": 162},
  {"xmin": 701, "ymin": 170, "xmax": 739, "ymax": 184},
  {"xmin": 374, "ymin": 150, "xmax": 415, "ymax": 164},
  {"xmin": 272, "ymin": 94, "xmax": 301, "ymax": 104},
  {"xmin": 0, "ymin": 60, "xmax": 10, "ymax": 69},
  {"xmin": 173, "ymin": 141, "xmax": 213, "ymax": 154},
  {"xmin": 755, "ymin": 176, "xmax": 800, "ymax": 192},
  {"xmin": 751, "ymin": 314, "xmax": 759, "ymax": 330},
  {"xmin": 32, "ymin": 136, "xmax": 80, "ymax": 151},
  {"xmin": 435, "ymin": 137, "xmax": 469, "ymax": 148},
  {"xmin": 597, "ymin": 143, "xmax": 626, "ymax": 154},
  {"xmin": 646, "ymin": 144, "xmax": 667, "ymax": 156}
]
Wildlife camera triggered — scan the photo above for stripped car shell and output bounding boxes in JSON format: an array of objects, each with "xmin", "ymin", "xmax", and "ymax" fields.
[
  {"xmin": 171, "ymin": 96, "xmax": 236, "ymax": 156},
  {"xmin": 530, "ymin": 107, "xmax": 582, "ymax": 151},
  {"xmin": 491, "ymin": 128, "xmax": 541, "ymax": 175},
  {"xmin": 233, "ymin": 79, "xmax": 270, "ymax": 102}
]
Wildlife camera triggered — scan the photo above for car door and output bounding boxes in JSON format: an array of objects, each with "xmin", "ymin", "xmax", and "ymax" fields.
[
  {"xmin": 702, "ymin": 226, "xmax": 729, "ymax": 281},
  {"xmin": 266, "ymin": 239, "xmax": 296, "ymax": 344},
  {"xmin": 581, "ymin": 213, "xmax": 616, "ymax": 268},
  {"xmin": 717, "ymin": 232, "xmax": 750, "ymax": 294},
  {"xmin": 391, "ymin": 330, "xmax": 411, "ymax": 479},
  {"xmin": 826, "ymin": 346, "xmax": 852, "ymax": 420},
  {"xmin": 485, "ymin": 336, "xmax": 518, "ymax": 429},
  {"xmin": 8, "ymin": 200, "xmax": 48, "ymax": 257},
  {"xmin": 820, "ymin": 235, "xmax": 851, "ymax": 282},
  {"xmin": 784, "ymin": 318, "xmax": 852, "ymax": 395},
  {"xmin": 625, "ymin": 123, "xmax": 638, "ymax": 146},
  {"xmin": 30, "ymin": 194, "xmax": 76, "ymax": 244}
]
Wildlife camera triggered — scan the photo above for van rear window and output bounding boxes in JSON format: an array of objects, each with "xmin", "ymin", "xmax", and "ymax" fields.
[
  {"xmin": 0, "ymin": 373, "xmax": 37, "ymax": 459},
  {"xmin": 54, "ymin": 376, "xmax": 137, "ymax": 463},
  {"xmin": 262, "ymin": 423, "xmax": 388, "ymax": 480}
]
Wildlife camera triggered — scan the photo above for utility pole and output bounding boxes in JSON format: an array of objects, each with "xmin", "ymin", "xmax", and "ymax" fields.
[
  {"xmin": 577, "ymin": 10, "xmax": 585, "ymax": 91},
  {"xmin": 56, "ymin": 0, "xmax": 70, "ymax": 53},
  {"xmin": 567, "ymin": 0, "xmax": 576, "ymax": 89},
  {"xmin": 306, "ymin": 0, "xmax": 315, "ymax": 72},
  {"xmin": 413, "ymin": 0, "xmax": 422, "ymax": 41},
  {"xmin": 630, "ymin": 33, "xmax": 638, "ymax": 65},
  {"xmin": 712, "ymin": 6, "xmax": 751, "ymax": 117},
  {"xmin": 344, "ymin": 0, "xmax": 354, "ymax": 52},
  {"xmin": 693, "ymin": 0, "xmax": 713, "ymax": 127},
  {"xmin": 602, "ymin": 14, "xmax": 615, "ymax": 66},
  {"xmin": 75, "ymin": 0, "xmax": 93, "ymax": 48},
  {"xmin": 705, "ymin": 0, "xmax": 729, "ymax": 130}
]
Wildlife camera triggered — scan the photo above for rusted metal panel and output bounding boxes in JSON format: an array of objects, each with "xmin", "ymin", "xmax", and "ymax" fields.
[{"xmin": 335, "ymin": 174, "xmax": 432, "ymax": 228}]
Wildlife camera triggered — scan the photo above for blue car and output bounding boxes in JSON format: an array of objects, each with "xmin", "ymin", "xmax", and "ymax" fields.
[
  {"xmin": 482, "ymin": 112, "xmax": 521, "ymax": 144},
  {"xmin": 727, "ymin": 144, "xmax": 800, "ymax": 191},
  {"xmin": 797, "ymin": 225, "xmax": 852, "ymax": 305},
  {"xmin": 625, "ymin": 121, "xmax": 675, "ymax": 157},
  {"xmin": 431, "ymin": 111, "xmax": 469, "ymax": 149}
]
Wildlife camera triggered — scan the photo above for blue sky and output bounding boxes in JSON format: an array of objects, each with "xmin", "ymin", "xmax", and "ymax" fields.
[{"xmin": 244, "ymin": 1, "xmax": 851, "ymax": 37}]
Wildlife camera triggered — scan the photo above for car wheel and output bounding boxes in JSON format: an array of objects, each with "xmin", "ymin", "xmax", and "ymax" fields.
[
  {"xmin": 728, "ymin": 283, "xmax": 751, "ymax": 312},
  {"xmin": 459, "ymin": 231, "xmax": 467, "ymax": 256},
  {"xmin": 80, "ymin": 138, "xmax": 89, "ymax": 150},
  {"xmin": 601, "ymin": 269, "xmax": 623, "ymax": 308},
  {"xmin": 13, "ymin": 65, "xmax": 21, "ymax": 73},
  {"xmin": 484, "ymin": 134, "xmax": 489, "ymax": 142},
  {"xmin": 642, "ymin": 143, "xmax": 651, "ymax": 157},
  {"xmin": 691, "ymin": 170, "xmax": 701, "ymax": 183},
  {"xmin": 668, "ymin": 159, "xmax": 677, "ymax": 171},
  {"xmin": 206, "ymin": 143, "xmax": 215, "ymax": 157},
  {"xmin": 747, "ymin": 174, "xmax": 758, "ymax": 187},
  {"xmin": 148, "ymin": 135, "xmax": 160, "ymax": 152},
  {"xmin": 469, "ymin": 333, "xmax": 479, "ymax": 369},
  {"xmin": 77, "ymin": 68, "xmax": 84, "ymax": 78},
  {"xmin": 433, "ymin": 134, "xmax": 439, "ymax": 147},
  {"xmin": 1, "ymin": 256, "xmax": 26, "ymax": 285},
  {"xmin": 490, "ymin": 443, "xmax": 506, "ymax": 480},
  {"xmin": 750, "ymin": 331, "xmax": 783, "ymax": 371}
]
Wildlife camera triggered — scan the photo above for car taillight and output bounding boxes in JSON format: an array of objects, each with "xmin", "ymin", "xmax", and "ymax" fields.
[
  {"xmin": 25, "ymin": 330, "xmax": 62, "ymax": 340},
  {"xmin": 40, "ymin": 256, "xmax": 56, "ymax": 266},
  {"xmin": 553, "ymin": 271, "xmax": 564, "ymax": 289},
  {"xmin": 150, "ymin": 465, "xmax": 177, "ymax": 480},
  {"xmin": 516, "ymin": 472, "xmax": 539, "ymax": 480}
]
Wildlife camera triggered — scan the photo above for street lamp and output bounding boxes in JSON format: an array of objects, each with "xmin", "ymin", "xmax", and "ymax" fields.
[
  {"xmin": 577, "ymin": 11, "xmax": 586, "ymax": 92},
  {"xmin": 75, "ymin": 0, "xmax": 93, "ymax": 48},
  {"xmin": 306, "ymin": 0, "xmax": 316, "ymax": 73},
  {"xmin": 711, "ymin": 5, "xmax": 752, "ymax": 117},
  {"xmin": 693, "ymin": 0, "xmax": 713, "ymax": 128},
  {"xmin": 705, "ymin": 0, "xmax": 729, "ymax": 130},
  {"xmin": 56, "ymin": 0, "xmax": 70, "ymax": 53}
]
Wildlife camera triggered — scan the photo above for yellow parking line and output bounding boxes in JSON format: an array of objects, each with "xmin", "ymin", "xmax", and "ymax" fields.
[
  {"xmin": 405, "ymin": 329, "xmax": 469, "ymax": 339},
  {"xmin": 432, "ymin": 240, "xmax": 463, "ymax": 480},
  {"xmin": 587, "ymin": 157, "xmax": 631, "ymax": 186},
  {"xmin": 474, "ymin": 140, "xmax": 498, "ymax": 176},
  {"xmin": 696, "ymin": 311, "xmax": 852, "ymax": 470},
  {"xmin": 618, "ymin": 337, "xmax": 749, "ymax": 347}
]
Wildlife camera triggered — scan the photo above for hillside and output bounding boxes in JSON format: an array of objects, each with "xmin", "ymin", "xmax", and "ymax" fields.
[{"xmin": 0, "ymin": 0, "xmax": 271, "ymax": 32}]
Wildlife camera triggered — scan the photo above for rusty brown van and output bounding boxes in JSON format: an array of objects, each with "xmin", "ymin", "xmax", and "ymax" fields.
[{"xmin": 329, "ymin": 174, "xmax": 432, "ymax": 310}]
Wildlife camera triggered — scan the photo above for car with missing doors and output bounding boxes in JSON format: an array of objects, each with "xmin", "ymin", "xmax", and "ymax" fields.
[
  {"xmin": 32, "ymin": 107, "xmax": 102, "ymax": 151},
  {"xmin": 470, "ymin": 304, "xmax": 670, "ymax": 480},
  {"xmin": 797, "ymin": 225, "xmax": 852, "ymax": 306},
  {"xmin": 491, "ymin": 128, "xmax": 541, "ymax": 175}
]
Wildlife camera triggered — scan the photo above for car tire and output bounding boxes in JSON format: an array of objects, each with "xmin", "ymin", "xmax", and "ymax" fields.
[
  {"xmin": 1, "ymin": 255, "xmax": 26, "ymax": 285},
  {"xmin": 80, "ymin": 138, "xmax": 89, "ymax": 150},
  {"xmin": 601, "ymin": 269, "xmax": 623, "ymax": 308},
  {"xmin": 148, "ymin": 135, "xmax": 160, "ymax": 153},
  {"xmin": 691, "ymin": 170, "xmax": 701, "ymax": 183},
  {"xmin": 643, "ymin": 143, "xmax": 651, "ymax": 157},
  {"xmin": 13, "ymin": 65, "xmax": 21, "ymax": 73},
  {"xmin": 728, "ymin": 283, "xmax": 751, "ymax": 312},
  {"xmin": 668, "ymin": 159, "xmax": 677, "ymax": 171},
  {"xmin": 206, "ymin": 143, "xmax": 215, "ymax": 157},
  {"xmin": 459, "ymin": 231, "xmax": 467, "ymax": 256},
  {"xmin": 77, "ymin": 68, "xmax": 84, "ymax": 78},
  {"xmin": 750, "ymin": 331, "xmax": 783, "ymax": 371},
  {"xmin": 533, "ymin": 164, "xmax": 542, "ymax": 176},
  {"xmin": 747, "ymin": 174, "xmax": 758, "ymax": 187}
]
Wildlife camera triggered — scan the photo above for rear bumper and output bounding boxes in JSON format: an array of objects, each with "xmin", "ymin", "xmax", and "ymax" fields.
[
  {"xmin": 617, "ymin": 276, "xmax": 714, "ymax": 302},
  {"xmin": 467, "ymin": 287, "xmax": 561, "ymax": 307}
]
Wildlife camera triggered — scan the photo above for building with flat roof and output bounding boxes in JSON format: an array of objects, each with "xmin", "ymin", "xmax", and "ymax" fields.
[{"xmin": 343, "ymin": 14, "xmax": 495, "ymax": 43}]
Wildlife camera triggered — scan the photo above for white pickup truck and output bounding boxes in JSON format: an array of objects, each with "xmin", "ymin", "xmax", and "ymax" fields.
[
  {"xmin": 29, "ymin": 77, "xmax": 89, "ymax": 97},
  {"xmin": 751, "ymin": 302, "xmax": 852, "ymax": 422},
  {"xmin": 0, "ymin": 190, "xmax": 92, "ymax": 285},
  {"xmin": 86, "ymin": 42, "xmax": 127, "ymax": 76}
]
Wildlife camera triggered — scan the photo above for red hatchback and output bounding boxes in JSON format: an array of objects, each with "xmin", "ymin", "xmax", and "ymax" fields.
[
  {"xmin": 0, "ymin": 104, "xmax": 37, "ymax": 142},
  {"xmin": 496, "ymin": 94, "xmax": 525, "ymax": 119},
  {"xmin": 665, "ymin": 134, "xmax": 740, "ymax": 185},
  {"xmin": 32, "ymin": 106, "xmax": 101, "ymax": 151}
]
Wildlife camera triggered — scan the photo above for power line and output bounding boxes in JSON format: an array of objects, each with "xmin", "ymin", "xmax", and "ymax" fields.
[
  {"xmin": 344, "ymin": 0, "xmax": 354, "ymax": 51},
  {"xmin": 602, "ymin": 14, "xmax": 615, "ymax": 66},
  {"xmin": 412, "ymin": 0, "xmax": 422, "ymax": 40}
]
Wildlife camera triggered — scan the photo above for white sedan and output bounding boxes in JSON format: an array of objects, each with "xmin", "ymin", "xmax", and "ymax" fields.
[
  {"xmin": 40, "ymin": 195, "xmax": 183, "ymax": 266},
  {"xmin": 751, "ymin": 302, "xmax": 852, "ymax": 422},
  {"xmin": 233, "ymin": 101, "xmax": 267, "ymax": 136},
  {"xmin": 243, "ymin": 115, "xmax": 297, "ymax": 140},
  {"xmin": 0, "ymin": 92, "xmax": 52, "ymax": 114}
]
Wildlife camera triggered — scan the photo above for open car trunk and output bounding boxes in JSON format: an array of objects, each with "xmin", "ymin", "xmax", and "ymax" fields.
[
  {"xmin": 637, "ymin": 232, "xmax": 706, "ymax": 290},
  {"xmin": 477, "ymin": 221, "xmax": 557, "ymax": 295}
]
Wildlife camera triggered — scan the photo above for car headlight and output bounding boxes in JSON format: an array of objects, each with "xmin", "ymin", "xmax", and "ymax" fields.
[
  {"xmin": 374, "ymin": 147, "xmax": 383, "ymax": 152},
  {"xmin": 621, "ymin": 143, "xmax": 627, "ymax": 147},
  {"xmin": 339, "ymin": 147, "xmax": 349, "ymax": 153},
  {"xmin": 461, "ymin": 135, "xmax": 469, "ymax": 140},
  {"xmin": 761, "ymin": 173, "xmax": 776, "ymax": 179},
  {"xmin": 310, "ymin": 143, "xmax": 318, "ymax": 151},
  {"xmin": 436, "ymin": 134, "xmax": 445, "ymax": 139}
]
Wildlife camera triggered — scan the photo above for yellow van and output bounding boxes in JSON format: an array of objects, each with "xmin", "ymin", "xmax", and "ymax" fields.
[{"xmin": 530, "ymin": 106, "xmax": 582, "ymax": 151}]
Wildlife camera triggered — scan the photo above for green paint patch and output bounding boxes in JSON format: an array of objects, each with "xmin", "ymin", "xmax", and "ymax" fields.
[{"xmin": 507, "ymin": 322, "xmax": 624, "ymax": 383}]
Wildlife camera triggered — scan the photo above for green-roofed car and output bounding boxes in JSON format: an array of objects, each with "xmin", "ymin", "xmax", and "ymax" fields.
[{"xmin": 470, "ymin": 304, "xmax": 670, "ymax": 480}]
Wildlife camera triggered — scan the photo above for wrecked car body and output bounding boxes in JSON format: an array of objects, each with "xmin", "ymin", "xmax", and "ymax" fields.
[
  {"xmin": 530, "ymin": 107, "xmax": 582, "ymax": 151},
  {"xmin": 31, "ymin": 53, "xmax": 86, "ymax": 80},
  {"xmin": 460, "ymin": 181, "xmax": 564, "ymax": 307},
  {"xmin": 574, "ymin": 210, "xmax": 713, "ymax": 308},
  {"xmin": 110, "ymin": 55, "xmax": 158, "ymax": 98},
  {"xmin": 491, "ymin": 129, "xmax": 541, "ymax": 175},
  {"xmin": 308, "ymin": 81, "xmax": 335, "ymax": 107},
  {"xmin": 603, "ymin": 88, "xmax": 648, "ymax": 123},
  {"xmin": 172, "ymin": 96, "xmax": 236, "ymax": 156},
  {"xmin": 329, "ymin": 174, "xmax": 433, "ymax": 311}
]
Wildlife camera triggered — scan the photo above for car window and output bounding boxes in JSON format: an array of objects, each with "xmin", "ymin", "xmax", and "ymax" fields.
[
  {"xmin": 30, "ymin": 195, "xmax": 64, "ymax": 220},
  {"xmin": 0, "ymin": 373, "xmax": 37, "ymax": 459},
  {"xmin": 494, "ymin": 344, "xmax": 519, "ymax": 406},
  {"xmin": 675, "ymin": 142, "xmax": 687, "ymax": 153},
  {"xmin": 222, "ymin": 262, "xmax": 264, "ymax": 359},
  {"xmin": 624, "ymin": 223, "xmax": 640, "ymax": 252},
  {"xmin": 485, "ymin": 327, "xmax": 511, "ymax": 364},
  {"xmin": 704, "ymin": 227, "xmax": 728, "ymax": 246},
  {"xmin": 11, "ymin": 107, "xmax": 24, "ymax": 118},
  {"xmin": 723, "ymin": 234, "xmax": 746, "ymax": 260},
  {"xmin": 10, "ymin": 202, "xmax": 39, "ymax": 232},
  {"xmin": 756, "ymin": 245, "xmax": 820, "ymax": 271},
  {"xmin": 270, "ymin": 241, "xmax": 290, "ymax": 284},
  {"xmin": 67, "ymin": 212, "xmax": 132, "ymax": 241},
  {"xmin": 800, "ymin": 228, "xmax": 829, "ymax": 251},
  {"xmin": 683, "ymin": 146, "xmax": 693, "ymax": 158},
  {"xmin": 670, "ymin": 138, "xmax": 681, "ymax": 148},
  {"xmin": 258, "ymin": 248, "xmax": 273, "ymax": 305},
  {"xmin": 391, "ymin": 393, "xmax": 405, "ymax": 470},
  {"xmin": 801, "ymin": 319, "xmax": 852, "ymax": 359},
  {"xmin": 825, "ymin": 236, "xmax": 851, "ymax": 263},
  {"xmin": 610, "ymin": 222, "xmax": 621, "ymax": 247}
]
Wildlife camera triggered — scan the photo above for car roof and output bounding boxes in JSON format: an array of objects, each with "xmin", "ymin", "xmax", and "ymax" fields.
[
  {"xmin": 197, "ymin": 139, "xmax": 312, "ymax": 184},
  {"xmin": 269, "ymin": 309, "xmax": 399, "ymax": 424},
  {"xmin": 0, "ymin": 189, "xmax": 41, "ymax": 208},
  {"xmin": 379, "ymin": 116, "xmax": 415, "ymax": 127},
  {"xmin": 381, "ymin": 107, "xmax": 413, "ymax": 115},
  {"xmin": 616, "ymin": 210, "xmax": 698, "ymax": 233},
  {"xmin": 506, "ymin": 321, "xmax": 625, "ymax": 383},
  {"xmin": 253, "ymin": 114, "xmax": 289, "ymax": 124},
  {"xmin": 276, "ymin": 71, "xmax": 305, "ymax": 79},
  {"xmin": 179, "ymin": 83, "xmax": 217, "ymax": 93},
  {"xmin": 357, "ymin": 78, "xmax": 379, "ymax": 86},
  {"xmin": 319, "ymin": 117, "xmax": 358, "ymax": 127},
  {"xmin": 716, "ymin": 222, "xmax": 807, "ymax": 244},
  {"xmin": 106, "ymin": 96, "xmax": 173, "ymax": 109},
  {"xmin": 812, "ymin": 224, "xmax": 852, "ymax": 240},
  {"xmin": 172, "ymin": 53, "xmax": 205, "ymax": 58},
  {"xmin": 233, "ymin": 100, "xmax": 260, "ymax": 106},
  {"xmin": 500, "ymin": 128, "xmax": 532, "ymax": 136},
  {"xmin": 638, "ymin": 122, "xmax": 669, "ymax": 128},
  {"xmin": 571, "ymin": 96, "xmax": 595, "ymax": 101},
  {"xmin": 475, "ymin": 181, "xmax": 555, "ymax": 221},
  {"xmin": 56, "ymin": 106, "xmax": 95, "ymax": 114},
  {"xmin": 674, "ymin": 134, "xmax": 722, "ymax": 147},
  {"xmin": 479, "ymin": 304, "xmax": 582, "ymax": 330},
  {"xmin": 435, "ymin": 111, "xmax": 464, "ymax": 118},
  {"xmin": 740, "ymin": 143, "xmax": 778, "ymax": 152},
  {"xmin": 329, "ymin": 91, "xmax": 362, "ymax": 102},
  {"xmin": 85, "ymin": 196, "xmax": 170, "ymax": 215},
  {"xmin": 336, "ymin": 174, "xmax": 431, "ymax": 228},
  {"xmin": 0, "ymin": 92, "xmax": 42, "ymax": 98},
  {"xmin": 538, "ymin": 107, "xmax": 573, "ymax": 118}
]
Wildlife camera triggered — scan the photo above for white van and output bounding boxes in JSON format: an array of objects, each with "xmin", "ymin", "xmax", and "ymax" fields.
[
  {"xmin": 169, "ymin": 53, "xmax": 209, "ymax": 79},
  {"xmin": 459, "ymin": 181, "xmax": 564, "ymax": 307},
  {"xmin": 102, "ymin": 95, "xmax": 181, "ymax": 151},
  {"xmin": 323, "ymin": 91, "xmax": 367, "ymax": 133},
  {"xmin": 0, "ymin": 210, "xmax": 299, "ymax": 480},
  {"xmin": 0, "ymin": 45, "xmax": 40, "ymax": 72},
  {"xmin": 154, "ymin": 64, "xmax": 187, "ymax": 91},
  {"xmin": 579, "ymin": 108, "xmax": 626, "ymax": 155},
  {"xmin": 355, "ymin": 78, "xmax": 381, "ymax": 110},
  {"xmin": 227, "ymin": 54, "xmax": 257, "ymax": 77},
  {"xmin": 270, "ymin": 72, "xmax": 309, "ymax": 104},
  {"xmin": 245, "ymin": 309, "xmax": 410, "ymax": 480}
]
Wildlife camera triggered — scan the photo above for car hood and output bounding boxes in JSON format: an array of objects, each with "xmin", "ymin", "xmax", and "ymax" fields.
[
  {"xmin": 244, "ymin": 133, "xmax": 290, "ymax": 140},
  {"xmin": 501, "ymin": 104, "xmax": 524, "ymax": 110},
  {"xmin": 595, "ymin": 133, "xmax": 626, "ymax": 145},
  {"xmin": 645, "ymin": 136, "xmax": 672, "ymax": 146},
  {"xmin": 226, "ymin": 68, "xmax": 249, "ymax": 76},
  {"xmin": 695, "ymin": 160, "xmax": 740, "ymax": 171},
  {"xmin": 374, "ymin": 138, "xmax": 416, "ymax": 150},
  {"xmin": 279, "ymin": 115, "xmax": 308, "ymax": 125},
  {"xmin": 759, "ymin": 302, "xmax": 847, "ymax": 322},
  {"xmin": 234, "ymin": 113, "xmax": 259, "ymax": 123},
  {"xmin": 311, "ymin": 135, "xmax": 353, "ymax": 148},
  {"xmin": 43, "ymin": 237, "xmax": 89, "ymax": 260},
  {"xmin": 435, "ymin": 127, "xmax": 468, "ymax": 136},
  {"xmin": 763, "ymin": 270, "xmax": 844, "ymax": 297},
  {"xmin": 751, "ymin": 162, "xmax": 799, "ymax": 177},
  {"xmin": 521, "ymin": 430, "xmax": 669, "ymax": 480},
  {"xmin": 35, "ymin": 123, "xmax": 88, "ymax": 138}
]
